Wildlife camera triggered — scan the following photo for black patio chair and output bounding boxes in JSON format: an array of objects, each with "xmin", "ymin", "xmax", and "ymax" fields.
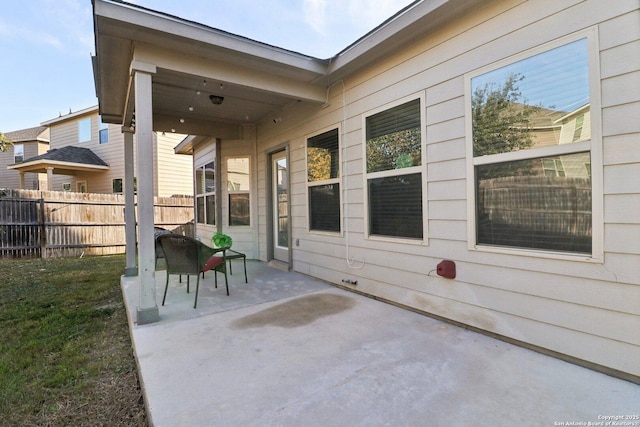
[
  {"xmin": 156, "ymin": 234, "xmax": 229, "ymax": 309},
  {"xmin": 154, "ymin": 227, "xmax": 172, "ymax": 266}
]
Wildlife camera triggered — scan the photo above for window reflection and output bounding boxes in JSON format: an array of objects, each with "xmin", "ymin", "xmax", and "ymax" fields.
[{"xmin": 472, "ymin": 38, "xmax": 590, "ymax": 157}]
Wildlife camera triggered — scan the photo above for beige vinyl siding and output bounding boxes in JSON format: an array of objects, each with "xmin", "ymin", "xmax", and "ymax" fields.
[
  {"xmin": 0, "ymin": 142, "xmax": 45, "ymax": 190},
  {"xmin": 50, "ymin": 116, "xmax": 88, "ymax": 191},
  {"xmin": 219, "ymin": 127, "xmax": 257, "ymax": 259},
  {"xmin": 600, "ymin": 6, "xmax": 640, "ymax": 283},
  {"xmin": 48, "ymin": 109, "xmax": 193, "ymax": 196},
  {"xmin": 49, "ymin": 112, "xmax": 117, "ymax": 193},
  {"xmin": 155, "ymin": 132, "xmax": 193, "ymax": 197},
  {"xmin": 90, "ymin": 124, "xmax": 125, "ymax": 194},
  {"xmin": 248, "ymin": 0, "xmax": 640, "ymax": 377},
  {"xmin": 22, "ymin": 143, "xmax": 46, "ymax": 190}
]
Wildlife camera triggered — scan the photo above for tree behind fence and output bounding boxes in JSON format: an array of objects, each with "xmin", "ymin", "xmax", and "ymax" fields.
[{"xmin": 0, "ymin": 189, "xmax": 194, "ymax": 259}]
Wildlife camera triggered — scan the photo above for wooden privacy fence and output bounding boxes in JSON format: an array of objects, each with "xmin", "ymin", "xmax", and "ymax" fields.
[
  {"xmin": 477, "ymin": 176, "xmax": 592, "ymax": 253},
  {"xmin": 0, "ymin": 189, "xmax": 194, "ymax": 259}
]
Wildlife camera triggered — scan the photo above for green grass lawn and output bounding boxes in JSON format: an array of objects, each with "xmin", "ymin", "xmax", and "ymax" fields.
[{"xmin": 0, "ymin": 254, "xmax": 146, "ymax": 426}]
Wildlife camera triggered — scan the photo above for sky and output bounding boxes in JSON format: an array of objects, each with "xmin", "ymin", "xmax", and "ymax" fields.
[{"xmin": 0, "ymin": 0, "xmax": 415, "ymax": 133}]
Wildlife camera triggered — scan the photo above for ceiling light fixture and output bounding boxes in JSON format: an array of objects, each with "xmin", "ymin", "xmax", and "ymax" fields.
[
  {"xmin": 188, "ymin": 105, "xmax": 194, "ymax": 112},
  {"xmin": 209, "ymin": 95, "xmax": 224, "ymax": 105}
]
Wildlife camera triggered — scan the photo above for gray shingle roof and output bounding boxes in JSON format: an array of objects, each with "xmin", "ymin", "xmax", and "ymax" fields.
[
  {"xmin": 4, "ymin": 126, "xmax": 48, "ymax": 142},
  {"xmin": 24, "ymin": 146, "xmax": 108, "ymax": 167}
]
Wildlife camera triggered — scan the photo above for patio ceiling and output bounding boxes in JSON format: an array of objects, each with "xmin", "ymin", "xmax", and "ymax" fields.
[{"xmin": 92, "ymin": 0, "xmax": 330, "ymax": 137}]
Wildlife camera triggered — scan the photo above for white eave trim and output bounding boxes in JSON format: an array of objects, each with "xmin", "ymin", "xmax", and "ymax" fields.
[
  {"xmin": 94, "ymin": 0, "xmax": 328, "ymax": 75},
  {"xmin": 8, "ymin": 159, "xmax": 109, "ymax": 172},
  {"xmin": 174, "ymin": 135, "xmax": 196, "ymax": 155},
  {"xmin": 41, "ymin": 105, "xmax": 99, "ymax": 126}
]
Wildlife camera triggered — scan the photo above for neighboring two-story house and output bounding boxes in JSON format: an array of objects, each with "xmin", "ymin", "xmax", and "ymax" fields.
[
  {"xmin": 8, "ymin": 106, "xmax": 193, "ymax": 197},
  {"xmin": 0, "ymin": 126, "xmax": 49, "ymax": 190}
]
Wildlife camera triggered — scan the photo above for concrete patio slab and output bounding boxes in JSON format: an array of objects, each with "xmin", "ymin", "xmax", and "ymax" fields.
[{"xmin": 122, "ymin": 261, "xmax": 640, "ymax": 426}]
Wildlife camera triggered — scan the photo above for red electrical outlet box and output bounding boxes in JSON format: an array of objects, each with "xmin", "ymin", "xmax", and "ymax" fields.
[{"xmin": 436, "ymin": 260, "xmax": 456, "ymax": 279}]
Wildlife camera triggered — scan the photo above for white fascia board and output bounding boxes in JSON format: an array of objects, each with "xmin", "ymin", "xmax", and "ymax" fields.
[
  {"xmin": 41, "ymin": 106, "xmax": 99, "ymax": 126},
  {"xmin": 95, "ymin": 0, "xmax": 327, "ymax": 75},
  {"xmin": 327, "ymin": 0, "xmax": 453, "ymax": 75},
  {"xmin": 8, "ymin": 159, "xmax": 109, "ymax": 172}
]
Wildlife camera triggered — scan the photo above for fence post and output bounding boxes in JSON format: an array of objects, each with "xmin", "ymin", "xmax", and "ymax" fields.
[{"xmin": 39, "ymin": 198, "xmax": 46, "ymax": 259}]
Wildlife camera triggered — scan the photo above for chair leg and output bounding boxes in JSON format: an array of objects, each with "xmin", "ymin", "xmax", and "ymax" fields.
[
  {"xmin": 224, "ymin": 269, "xmax": 229, "ymax": 296},
  {"xmin": 228, "ymin": 259, "xmax": 233, "ymax": 275},
  {"xmin": 214, "ymin": 271, "xmax": 218, "ymax": 288},
  {"xmin": 243, "ymin": 257, "xmax": 247, "ymax": 283},
  {"xmin": 162, "ymin": 272, "xmax": 169, "ymax": 306},
  {"xmin": 194, "ymin": 274, "xmax": 200, "ymax": 309},
  {"xmin": 187, "ymin": 275, "xmax": 190, "ymax": 293}
]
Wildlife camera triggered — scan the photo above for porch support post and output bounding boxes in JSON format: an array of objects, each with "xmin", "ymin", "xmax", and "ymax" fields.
[
  {"xmin": 122, "ymin": 126, "xmax": 138, "ymax": 277},
  {"xmin": 132, "ymin": 61, "xmax": 159, "ymax": 325},
  {"xmin": 18, "ymin": 172, "xmax": 25, "ymax": 189},
  {"xmin": 46, "ymin": 167, "xmax": 54, "ymax": 191}
]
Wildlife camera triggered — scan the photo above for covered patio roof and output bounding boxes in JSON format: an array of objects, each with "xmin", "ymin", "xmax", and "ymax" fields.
[
  {"xmin": 92, "ymin": 0, "xmax": 328, "ymax": 136},
  {"xmin": 92, "ymin": 0, "xmax": 483, "ymax": 137},
  {"xmin": 8, "ymin": 145, "xmax": 109, "ymax": 175}
]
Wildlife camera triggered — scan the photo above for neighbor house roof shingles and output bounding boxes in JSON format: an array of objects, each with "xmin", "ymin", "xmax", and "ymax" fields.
[
  {"xmin": 4, "ymin": 126, "xmax": 49, "ymax": 142},
  {"xmin": 25, "ymin": 146, "xmax": 108, "ymax": 167}
]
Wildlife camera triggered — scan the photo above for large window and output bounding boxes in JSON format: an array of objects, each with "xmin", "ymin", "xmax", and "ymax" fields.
[
  {"xmin": 195, "ymin": 161, "xmax": 216, "ymax": 225},
  {"xmin": 227, "ymin": 157, "xmax": 250, "ymax": 226},
  {"xmin": 13, "ymin": 144, "xmax": 24, "ymax": 163},
  {"xmin": 467, "ymin": 31, "xmax": 599, "ymax": 256},
  {"xmin": 364, "ymin": 96, "xmax": 425, "ymax": 240},
  {"xmin": 307, "ymin": 128, "xmax": 340, "ymax": 232},
  {"xmin": 78, "ymin": 118, "xmax": 91, "ymax": 143}
]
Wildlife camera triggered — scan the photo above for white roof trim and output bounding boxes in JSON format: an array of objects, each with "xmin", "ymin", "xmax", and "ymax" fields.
[
  {"xmin": 41, "ymin": 106, "xmax": 99, "ymax": 126},
  {"xmin": 8, "ymin": 159, "xmax": 109, "ymax": 172}
]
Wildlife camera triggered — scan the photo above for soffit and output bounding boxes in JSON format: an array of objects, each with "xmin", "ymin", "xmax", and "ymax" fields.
[{"xmin": 93, "ymin": 1, "xmax": 328, "ymax": 134}]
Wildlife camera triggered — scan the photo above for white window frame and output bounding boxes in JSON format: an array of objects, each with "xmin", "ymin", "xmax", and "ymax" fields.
[
  {"xmin": 362, "ymin": 92, "xmax": 428, "ymax": 244},
  {"xmin": 464, "ymin": 27, "xmax": 603, "ymax": 262},
  {"xmin": 305, "ymin": 124, "xmax": 342, "ymax": 235},
  {"xmin": 225, "ymin": 156, "xmax": 251, "ymax": 227},
  {"xmin": 195, "ymin": 160, "xmax": 216, "ymax": 226},
  {"xmin": 78, "ymin": 118, "xmax": 91, "ymax": 143},
  {"xmin": 13, "ymin": 144, "xmax": 24, "ymax": 163}
]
